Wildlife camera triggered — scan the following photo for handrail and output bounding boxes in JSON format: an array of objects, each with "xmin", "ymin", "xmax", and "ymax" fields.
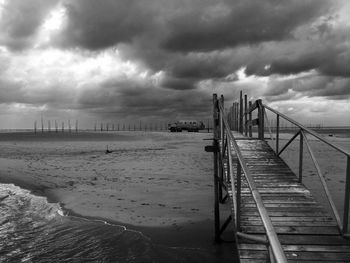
[
  {"xmin": 301, "ymin": 130, "xmax": 342, "ymax": 231},
  {"xmin": 218, "ymin": 102, "xmax": 288, "ymax": 263},
  {"xmin": 263, "ymin": 104, "xmax": 350, "ymax": 157},
  {"xmin": 261, "ymin": 102, "xmax": 350, "ymax": 235}
]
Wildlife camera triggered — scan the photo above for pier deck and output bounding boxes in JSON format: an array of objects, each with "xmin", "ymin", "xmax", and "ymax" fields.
[
  {"xmin": 227, "ymin": 136, "xmax": 350, "ymax": 262},
  {"xmin": 209, "ymin": 93, "xmax": 350, "ymax": 262}
]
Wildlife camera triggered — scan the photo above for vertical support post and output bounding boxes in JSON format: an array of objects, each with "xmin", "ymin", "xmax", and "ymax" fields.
[
  {"xmin": 257, "ymin": 100, "xmax": 264, "ymax": 140},
  {"xmin": 299, "ymin": 131, "xmax": 303, "ymax": 183},
  {"xmin": 230, "ymin": 106, "xmax": 233, "ymax": 130},
  {"xmin": 276, "ymin": 114, "xmax": 280, "ymax": 154},
  {"xmin": 343, "ymin": 156, "xmax": 350, "ymax": 234},
  {"xmin": 212, "ymin": 94, "xmax": 221, "ymax": 242},
  {"xmin": 248, "ymin": 101, "xmax": 252, "ymax": 137},
  {"xmin": 236, "ymin": 160, "xmax": 242, "ymax": 232},
  {"xmin": 244, "ymin": 94, "xmax": 248, "ymax": 136},
  {"xmin": 231, "ymin": 106, "xmax": 234, "ymax": 130},
  {"xmin": 235, "ymin": 102, "xmax": 239, "ymax": 132},
  {"xmin": 232, "ymin": 103, "xmax": 235, "ymax": 131},
  {"xmin": 239, "ymin": 91, "xmax": 243, "ymax": 134},
  {"xmin": 220, "ymin": 95, "xmax": 224, "ymax": 147},
  {"xmin": 219, "ymin": 95, "xmax": 224, "ymax": 203}
]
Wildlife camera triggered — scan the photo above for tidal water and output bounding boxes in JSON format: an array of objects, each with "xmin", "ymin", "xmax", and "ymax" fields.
[{"xmin": 0, "ymin": 184, "xmax": 217, "ymax": 263}]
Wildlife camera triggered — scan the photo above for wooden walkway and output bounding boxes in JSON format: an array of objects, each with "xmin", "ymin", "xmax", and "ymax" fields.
[{"xmin": 227, "ymin": 134, "xmax": 350, "ymax": 262}]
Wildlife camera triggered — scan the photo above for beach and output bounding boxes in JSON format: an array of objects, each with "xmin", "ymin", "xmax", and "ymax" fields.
[
  {"xmin": 0, "ymin": 129, "xmax": 349, "ymax": 262},
  {"xmin": 0, "ymin": 131, "xmax": 235, "ymax": 262}
]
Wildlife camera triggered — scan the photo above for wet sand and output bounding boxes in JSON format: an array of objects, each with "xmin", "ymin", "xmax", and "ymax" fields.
[{"xmin": 0, "ymin": 131, "xmax": 236, "ymax": 261}]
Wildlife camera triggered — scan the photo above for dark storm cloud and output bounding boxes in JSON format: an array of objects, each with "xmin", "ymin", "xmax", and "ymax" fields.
[
  {"xmin": 0, "ymin": 0, "xmax": 58, "ymax": 50},
  {"xmin": 55, "ymin": 0, "xmax": 331, "ymax": 90},
  {"xmin": 267, "ymin": 48, "xmax": 350, "ymax": 78},
  {"xmin": 58, "ymin": 0, "xmax": 329, "ymax": 52},
  {"xmin": 169, "ymin": 51, "xmax": 244, "ymax": 80},
  {"xmin": 161, "ymin": 0, "xmax": 329, "ymax": 52},
  {"xmin": 77, "ymin": 78, "xmax": 211, "ymax": 118},
  {"xmin": 264, "ymin": 75, "xmax": 350, "ymax": 101},
  {"xmin": 245, "ymin": 17, "xmax": 350, "ymax": 79},
  {"xmin": 160, "ymin": 74, "xmax": 196, "ymax": 90},
  {"xmin": 58, "ymin": 0, "xmax": 154, "ymax": 50}
]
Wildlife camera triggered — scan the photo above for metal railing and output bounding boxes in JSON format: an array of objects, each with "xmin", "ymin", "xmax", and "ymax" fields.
[
  {"xmin": 245, "ymin": 97, "xmax": 350, "ymax": 236},
  {"xmin": 212, "ymin": 94, "xmax": 288, "ymax": 263},
  {"xmin": 262, "ymin": 104, "xmax": 350, "ymax": 235}
]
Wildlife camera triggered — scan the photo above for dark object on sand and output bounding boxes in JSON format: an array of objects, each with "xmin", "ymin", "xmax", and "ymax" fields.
[
  {"xmin": 168, "ymin": 120, "xmax": 205, "ymax": 132},
  {"xmin": 105, "ymin": 145, "xmax": 112, "ymax": 154},
  {"xmin": 329, "ymin": 134, "xmax": 334, "ymax": 137}
]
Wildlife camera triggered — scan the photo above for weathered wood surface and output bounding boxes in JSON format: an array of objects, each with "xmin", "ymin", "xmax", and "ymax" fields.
[{"xmin": 225, "ymin": 134, "xmax": 350, "ymax": 262}]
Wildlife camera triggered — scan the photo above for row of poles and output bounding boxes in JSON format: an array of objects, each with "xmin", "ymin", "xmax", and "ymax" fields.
[
  {"xmin": 227, "ymin": 91, "xmax": 323, "ymax": 137},
  {"xmin": 93, "ymin": 122, "xmax": 169, "ymax": 132},
  {"xmin": 227, "ymin": 91, "xmax": 254, "ymax": 137},
  {"xmin": 34, "ymin": 119, "xmax": 214, "ymax": 134},
  {"xmin": 34, "ymin": 120, "xmax": 171, "ymax": 133},
  {"xmin": 34, "ymin": 119, "xmax": 78, "ymax": 133}
]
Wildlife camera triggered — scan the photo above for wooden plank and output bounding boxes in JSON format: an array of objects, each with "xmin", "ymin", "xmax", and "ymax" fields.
[
  {"xmin": 241, "ymin": 203, "xmax": 322, "ymax": 208},
  {"xmin": 240, "ymin": 216, "xmax": 334, "ymax": 222},
  {"xmin": 241, "ymin": 226, "xmax": 340, "ymax": 235},
  {"xmin": 278, "ymin": 235, "xmax": 350, "ymax": 245},
  {"xmin": 219, "ymin": 137, "xmax": 350, "ymax": 262},
  {"xmin": 239, "ymin": 250, "xmax": 350, "ymax": 261},
  {"xmin": 241, "ymin": 221, "xmax": 337, "ymax": 227},
  {"xmin": 240, "ymin": 244, "xmax": 350, "ymax": 252},
  {"xmin": 285, "ymin": 251, "xmax": 350, "ymax": 261}
]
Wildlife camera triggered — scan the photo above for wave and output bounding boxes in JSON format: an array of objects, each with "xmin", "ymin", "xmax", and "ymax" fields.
[{"xmin": 0, "ymin": 183, "xmax": 219, "ymax": 262}]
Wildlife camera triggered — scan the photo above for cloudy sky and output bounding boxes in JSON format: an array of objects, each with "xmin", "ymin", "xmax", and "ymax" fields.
[{"xmin": 0, "ymin": 0, "xmax": 349, "ymax": 129}]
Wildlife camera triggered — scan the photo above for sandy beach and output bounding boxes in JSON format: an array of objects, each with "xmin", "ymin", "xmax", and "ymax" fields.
[
  {"xmin": 0, "ymin": 131, "xmax": 235, "ymax": 261},
  {"xmin": 1, "ymin": 129, "xmax": 349, "ymax": 261}
]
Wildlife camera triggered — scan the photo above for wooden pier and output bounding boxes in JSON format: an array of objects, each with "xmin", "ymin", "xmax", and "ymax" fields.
[{"xmin": 206, "ymin": 93, "xmax": 350, "ymax": 262}]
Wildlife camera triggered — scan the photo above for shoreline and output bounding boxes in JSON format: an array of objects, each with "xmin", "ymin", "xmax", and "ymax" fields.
[
  {"xmin": 0, "ymin": 131, "xmax": 237, "ymax": 261},
  {"xmin": 0, "ymin": 178, "xmax": 236, "ymax": 261}
]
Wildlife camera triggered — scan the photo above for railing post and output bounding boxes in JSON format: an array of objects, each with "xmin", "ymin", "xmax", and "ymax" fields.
[
  {"xmin": 248, "ymin": 101, "xmax": 252, "ymax": 137},
  {"xmin": 232, "ymin": 103, "xmax": 235, "ymax": 131},
  {"xmin": 343, "ymin": 156, "xmax": 350, "ymax": 234},
  {"xmin": 257, "ymin": 99, "xmax": 264, "ymax": 140},
  {"xmin": 236, "ymin": 160, "xmax": 242, "ymax": 232},
  {"xmin": 219, "ymin": 95, "xmax": 224, "ymax": 203},
  {"xmin": 276, "ymin": 114, "xmax": 280, "ymax": 153},
  {"xmin": 232, "ymin": 103, "xmax": 236, "ymax": 131},
  {"xmin": 212, "ymin": 94, "xmax": 221, "ymax": 242},
  {"xmin": 244, "ymin": 94, "xmax": 248, "ymax": 136},
  {"xmin": 239, "ymin": 91, "xmax": 243, "ymax": 134},
  {"xmin": 229, "ymin": 106, "xmax": 233, "ymax": 130},
  {"xmin": 299, "ymin": 131, "xmax": 303, "ymax": 183},
  {"xmin": 236, "ymin": 102, "xmax": 239, "ymax": 132}
]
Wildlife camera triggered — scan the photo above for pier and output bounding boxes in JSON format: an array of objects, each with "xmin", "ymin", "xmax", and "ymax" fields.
[{"xmin": 206, "ymin": 92, "xmax": 350, "ymax": 262}]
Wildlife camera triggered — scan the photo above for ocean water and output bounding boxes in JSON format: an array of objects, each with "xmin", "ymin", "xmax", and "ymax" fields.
[{"xmin": 0, "ymin": 184, "xmax": 219, "ymax": 263}]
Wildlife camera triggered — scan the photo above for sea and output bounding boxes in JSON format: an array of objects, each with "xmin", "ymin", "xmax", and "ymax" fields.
[{"xmin": 0, "ymin": 182, "xmax": 224, "ymax": 263}]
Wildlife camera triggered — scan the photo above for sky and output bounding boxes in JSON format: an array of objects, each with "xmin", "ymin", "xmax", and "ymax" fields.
[{"xmin": 0, "ymin": 0, "xmax": 349, "ymax": 129}]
